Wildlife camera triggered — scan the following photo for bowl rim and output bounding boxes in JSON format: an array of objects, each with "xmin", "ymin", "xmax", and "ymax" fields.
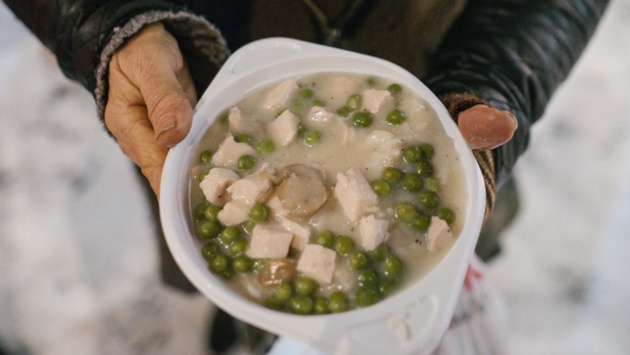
[{"xmin": 160, "ymin": 37, "xmax": 485, "ymax": 355}]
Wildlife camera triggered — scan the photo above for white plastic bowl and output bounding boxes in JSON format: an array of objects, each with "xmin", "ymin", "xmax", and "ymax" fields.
[{"xmin": 160, "ymin": 37, "xmax": 485, "ymax": 355}]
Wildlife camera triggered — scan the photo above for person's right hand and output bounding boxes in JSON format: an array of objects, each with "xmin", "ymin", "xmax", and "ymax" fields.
[{"xmin": 104, "ymin": 23, "xmax": 197, "ymax": 199}]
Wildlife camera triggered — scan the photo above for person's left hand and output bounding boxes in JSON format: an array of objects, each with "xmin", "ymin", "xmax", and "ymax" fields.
[
  {"xmin": 104, "ymin": 23, "xmax": 197, "ymax": 199},
  {"xmin": 457, "ymin": 104, "xmax": 518, "ymax": 150}
]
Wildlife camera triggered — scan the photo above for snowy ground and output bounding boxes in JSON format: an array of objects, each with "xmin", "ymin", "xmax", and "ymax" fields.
[{"xmin": 1, "ymin": 1, "xmax": 629, "ymax": 354}]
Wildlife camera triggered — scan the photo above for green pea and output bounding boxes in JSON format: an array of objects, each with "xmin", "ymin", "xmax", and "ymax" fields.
[
  {"xmin": 347, "ymin": 94, "xmax": 362, "ymax": 110},
  {"xmin": 222, "ymin": 268, "xmax": 235, "ymax": 280},
  {"xmin": 229, "ymin": 239, "xmax": 248, "ymax": 256},
  {"xmin": 401, "ymin": 173, "xmax": 423, "ymax": 192},
  {"xmin": 403, "ymin": 146, "xmax": 422, "ymax": 163},
  {"xmin": 199, "ymin": 221, "xmax": 222, "ymax": 239},
  {"xmin": 234, "ymin": 133, "xmax": 251, "ymax": 143},
  {"xmin": 367, "ymin": 77, "xmax": 378, "ymax": 86},
  {"xmin": 265, "ymin": 295, "xmax": 285, "ymax": 310},
  {"xmin": 198, "ymin": 150, "xmax": 213, "ymax": 164},
  {"xmin": 420, "ymin": 143, "xmax": 435, "ymax": 159},
  {"xmin": 218, "ymin": 111, "xmax": 229, "ymax": 124},
  {"xmin": 313, "ymin": 99, "xmax": 325, "ymax": 107},
  {"xmin": 304, "ymin": 130, "xmax": 321, "ymax": 146},
  {"xmin": 294, "ymin": 277, "xmax": 318, "ymax": 296},
  {"xmin": 328, "ymin": 291, "xmax": 349, "ymax": 313},
  {"xmin": 355, "ymin": 287, "xmax": 381, "ymax": 308},
  {"xmin": 292, "ymin": 101, "xmax": 305, "ymax": 113},
  {"xmin": 275, "ymin": 282, "xmax": 293, "ymax": 302},
  {"xmin": 371, "ymin": 180, "xmax": 392, "ymax": 196},
  {"xmin": 314, "ymin": 297, "xmax": 329, "ymax": 314},
  {"xmin": 193, "ymin": 203, "xmax": 209, "ymax": 220},
  {"xmin": 383, "ymin": 256, "xmax": 403, "ymax": 276},
  {"xmin": 315, "ymin": 230, "xmax": 335, "ymax": 248},
  {"xmin": 357, "ymin": 268, "xmax": 379, "ymax": 287},
  {"xmin": 232, "ymin": 255, "xmax": 253, "ymax": 273},
  {"xmin": 418, "ymin": 190, "xmax": 440, "ymax": 209},
  {"xmin": 416, "ymin": 160, "xmax": 433, "ymax": 177},
  {"xmin": 249, "ymin": 203, "xmax": 269, "ymax": 223},
  {"xmin": 395, "ymin": 203, "xmax": 417, "ymax": 223},
  {"xmin": 289, "ymin": 295, "xmax": 314, "ymax": 315},
  {"xmin": 297, "ymin": 125, "xmax": 308, "ymax": 137},
  {"xmin": 351, "ymin": 111, "xmax": 374, "ymax": 128},
  {"xmin": 369, "ymin": 244, "xmax": 390, "ymax": 262},
  {"xmin": 204, "ymin": 204, "xmax": 222, "ymax": 222},
  {"xmin": 387, "ymin": 83, "xmax": 402, "ymax": 95},
  {"xmin": 201, "ymin": 242, "xmax": 220, "ymax": 260},
  {"xmin": 411, "ymin": 214, "xmax": 431, "ymax": 232},
  {"xmin": 237, "ymin": 155, "xmax": 256, "ymax": 171},
  {"xmin": 379, "ymin": 277, "xmax": 399, "ymax": 296},
  {"xmin": 437, "ymin": 207, "xmax": 456, "ymax": 224},
  {"xmin": 300, "ymin": 88, "xmax": 314, "ymax": 99},
  {"xmin": 220, "ymin": 226, "xmax": 240, "ymax": 244},
  {"xmin": 386, "ymin": 109, "xmax": 406, "ymax": 125},
  {"xmin": 335, "ymin": 236, "xmax": 355, "ymax": 255},
  {"xmin": 382, "ymin": 167, "xmax": 403, "ymax": 183},
  {"xmin": 255, "ymin": 139, "xmax": 275, "ymax": 154},
  {"xmin": 424, "ymin": 177, "xmax": 440, "ymax": 192},
  {"xmin": 336, "ymin": 106, "xmax": 351, "ymax": 117},
  {"xmin": 348, "ymin": 251, "xmax": 369, "ymax": 270},
  {"xmin": 254, "ymin": 259, "xmax": 266, "ymax": 272},
  {"xmin": 199, "ymin": 167, "xmax": 211, "ymax": 181},
  {"xmin": 244, "ymin": 220, "xmax": 257, "ymax": 234},
  {"xmin": 209, "ymin": 254, "xmax": 229, "ymax": 274}
]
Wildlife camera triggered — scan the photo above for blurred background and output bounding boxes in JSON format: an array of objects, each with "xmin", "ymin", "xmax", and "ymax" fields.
[{"xmin": 1, "ymin": 1, "xmax": 629, "ymax": 354}]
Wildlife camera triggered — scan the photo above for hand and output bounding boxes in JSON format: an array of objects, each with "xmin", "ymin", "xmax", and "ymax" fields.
[
  {"xmin": 104, "ymin": 23, "xmax": 197, "ymax": 199},
  {"xmin": 457, "ymin": 104, "xmax": 518, "ymax": 150}
]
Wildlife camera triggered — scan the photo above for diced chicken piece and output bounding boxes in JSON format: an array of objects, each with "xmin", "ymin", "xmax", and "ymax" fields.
[
  {"xmin": 247, "ymin": 224, "xmax": 294, "ymax": 259},
  {"xmin": 211, "ymin": 135, "xmax": 256, "ymax": 169},
  {"xmin": 199, "ymin": 168, "xmax": 240, "ymax": 205},
  {"xmin": 359, "ymin": 215, "xmax": 390, "ymax": 251},
  {"xmin": 362, "ymin": 89, "xmax": 393, "ymax": 115},
  {"xmin": 296, "ymin": 244, "xmax": 337, "ymax": 285},
  {"xmin": 226, "ymin": 172, "xmax": 274, "ymax": 207},
  {"xmin": 267, "ymin": 110, "xmax": 299, "ymax": 147},
  {"xmin": 426, "ymin": 216, "xmax": 454, "ymax": 252},
  {"xmin": 334, "ymin": 168, "xmax": 378, "ymax": 223},
  {"xmin": 258, "ymin": 258, "xmax": 297, "ymax": 286},
  {"xmin": 262, "ymin": 79, "xmax": 299, "ymax": 112},
  {"xmin": 228, "ymin": 106, "xmax": 245, "ymax": 133},
  {"xmin": 278, "ymin": 217, "xmax": 312, "ymax": 250},
  {"xmin": 363, "ymin": 130, "xmax": 403, "ymax": 180},
  {"xmin": 217, "ymin": 201, "xmax": 250, "ymax": 226},
  {"xmin": 307, "ymin": 106, "xmax": 336, "ymax": 124},
  {"xmin": 274, "ymin": 164, "xmax": 330, "ymax": 218},
  {"xmin": 398, "ymin": 97, "xmax": 427, "ymax": 117},
  {"xmin": 327, "ymin": 75, "xmax": 362, "ymax": 101}
]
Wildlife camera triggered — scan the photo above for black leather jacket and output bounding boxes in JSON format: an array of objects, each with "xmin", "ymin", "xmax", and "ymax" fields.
[{"xmin": 3, "ymin": 0, "xmax": 610, "ymax": 188}]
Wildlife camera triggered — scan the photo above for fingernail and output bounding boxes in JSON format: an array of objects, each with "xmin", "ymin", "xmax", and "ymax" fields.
[{"xmin": 155, "ymin": 118, "xmax": 176, "ymax": 142}]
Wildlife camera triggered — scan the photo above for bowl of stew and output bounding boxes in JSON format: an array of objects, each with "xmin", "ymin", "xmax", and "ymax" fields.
[{"xmin": 160, "ymin": 37, "xmax": 485, "ymax": 354}]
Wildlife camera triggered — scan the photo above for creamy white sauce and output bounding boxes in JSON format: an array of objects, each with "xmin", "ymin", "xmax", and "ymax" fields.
[{"xmin": 189, "ymin": 73, "xmax": 467, "ymax": 308}]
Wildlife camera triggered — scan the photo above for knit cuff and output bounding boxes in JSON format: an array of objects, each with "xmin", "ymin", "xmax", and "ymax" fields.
[{"xmin": 94, "ymin": 10, "xmax": 230, "ymax": 122}]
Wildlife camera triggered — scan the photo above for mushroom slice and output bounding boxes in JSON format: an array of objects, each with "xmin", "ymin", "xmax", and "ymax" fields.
[
  {"xmin": 274, "ymin": 164, "xmax": 330, "ymax": 218},
  {"xmin": 258, "ymin": 258, "xmax": 297, "ymax": 286}
]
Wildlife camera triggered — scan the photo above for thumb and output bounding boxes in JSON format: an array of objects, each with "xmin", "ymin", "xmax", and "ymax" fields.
[
  {"xmin": 116, "ymin": 23, "xmax": 196, "ymax": 148},
  {"xmin": 458, "ymin": 104, "xmax": 518, "ymax": 151}
]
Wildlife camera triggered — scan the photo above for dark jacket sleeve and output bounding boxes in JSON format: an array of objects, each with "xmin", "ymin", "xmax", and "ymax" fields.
[
  {"xmin": 424, "ymin": 0, "xmax": 610, "ymax": 187},
  {"xmin": 3, "ymin": 0, "xmax": 229, "ymax": 118}
]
